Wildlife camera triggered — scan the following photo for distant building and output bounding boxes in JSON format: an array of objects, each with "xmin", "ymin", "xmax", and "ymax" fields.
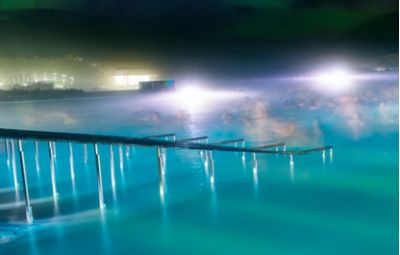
[
  {"xmin": 139, "ymin": 80, "xmax": 175, "ymax": 91},
  {"xmin": 12, "ymin": 81, "xmax": 55, "ymax": 91}
]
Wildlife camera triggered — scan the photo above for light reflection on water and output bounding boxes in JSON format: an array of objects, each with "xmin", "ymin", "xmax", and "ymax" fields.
[{"xmin": 0, "ymin": 81, "xmax": 398, "ymax": 254}]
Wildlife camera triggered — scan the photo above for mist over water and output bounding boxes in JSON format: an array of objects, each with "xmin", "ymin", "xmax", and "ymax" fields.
[{"xmin": 0, "ymin": 77, "xmax": 397, "ymax": 142}]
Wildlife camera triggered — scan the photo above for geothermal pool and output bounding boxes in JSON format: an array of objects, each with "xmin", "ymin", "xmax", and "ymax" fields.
[{"xmin": 0, "ymin": 80, "xmax": 398, "ymax": 255}]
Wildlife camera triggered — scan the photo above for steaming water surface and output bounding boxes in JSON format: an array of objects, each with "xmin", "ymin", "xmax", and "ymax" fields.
[{"xmin": 0, "ymin": 80, "xmax": 398, "ymax": 255}]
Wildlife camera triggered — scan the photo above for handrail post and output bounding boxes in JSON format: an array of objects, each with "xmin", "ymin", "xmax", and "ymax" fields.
[
  {"xmin": 94, "ymin": 143, "xmax": 105, "ymax": 209},
  {"xmin": 52, "ymin": 141, "xmax": 57, "ymax": 159},
  {"xmin": 157, "ymin": 146, "xmax": 165, "ymax": 176},
  {"xmin": 5, "ymin": 138, "xmax": 10, "ymax": 165},
  {"xmin": 83, "ymin": 144, "xmax": 88, "ymax": 163},
  {"xmin": 118, "ymin": 144, "xmax": 123, "ymax": 171},
  {"xmin": 10, "ymin": 139, "xmax": 19, "ymax": 190},
  {"xmin": 161, "ymin": 147, "xmax": 166, "ymax": 170},
  {"xmin": 18, "ymin": 140, "xmax": 33, "ymax": 224},
  {"xmin": 109, "ymin": 144, "xmax": 116, "ymax": 188},
  {"xmin": 125, "ymin": 145, "xmax": 130, "ymax": 157},
  {"xmin": 34, "ymin": 141, "xmax": 40, "ymax": 173},
  {"xmin": 252, "ymin": 152, "xmax": 257, "ymax": 171},
  {"xmin": 48, "ymin": 141, "xmax": 57, "ymax": 200},
  {"xmin": 69, "ymin": 142, "xmax": 75, "ymax": 181},
  {"xmin": 208, "ymin": 151, "xmax": 215, "ymax": 184},
  {"xmin": 241, "ymin": 141, "xmax": 246, "ymax": 160}
]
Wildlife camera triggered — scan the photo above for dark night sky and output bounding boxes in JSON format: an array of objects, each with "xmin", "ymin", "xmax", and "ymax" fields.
[{"xmin": 0, "ymin": 0, "xmax": 397, "ymax": 77}]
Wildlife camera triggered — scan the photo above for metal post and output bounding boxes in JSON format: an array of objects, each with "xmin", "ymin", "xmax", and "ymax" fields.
[
  {"xmin": 69, "ymin": 142, "xmax": 75, "ymax": 180},
  {"xmin": 252, "ymin": 152, "xmax": 257, "ymax": 170},
  {"xmin": 11, "ymin": 139, "xmax": 19, "ymax": 190},
  {"xmin": 109, "ymin": 145, "xmax": 116, "ymax": 188},
  {"xmin": 322, "ymin": 149, "xmax": 326, "ymax": 163},
  {"xmin": 252, "ymin": 152, "xmax": 258, "ymax": 195},
  {"xmin": 157, "ymin": 147, "xmax": 163, "ymax": 173},
  {"xmin": 125, "ymin": 145, "xmax": 130, "ymax": 157},
  {"xmin": 6, "ymin": 138, "xmax": 10, "ymax": 165},
  {"xmin": 161, "ymin": 147, "xmax": 166, "ymax": 169},
  {"xmin": 34, "ymin": 141, "xmax": 40, "ymax": 173},
  {"xmin": 18, "ymin": 140, "xmax": 33, "ymax": 224},
  {"xmin": 156, "ymin": 146, "xmax": 166, "ymax": 202},
  {"xmin": 34, "ymin": 141, "xmax": 39, "ymax": 156},
  {"xmin": 94, "ymin": 144, "xmax": 105, "ymax": 209},
  {"xmin": 118, "ymin": 144, "xmax": 123, "ymax": 171},
  {"xmin": 208, "ymin": 151, "xmax": 215, "ymax": 184},
  {"xmin": 241, "ymin": 141, "xmax": 246, "ymax": 160},
  {"xmin": 202, "ymin": 138, "xmax": 209, "ymax": 166},
  {"xmin": 329, "ymin": 148, "xmax": 333, "ymax": 161},
  {"xmin": 52, "ymin": 141, "xmax": 57, "ymax": 159},
  {"xmin": 203, "ymin": 150, "xmax": 209, "ymax": 167},
  {"xmin": 83, "ymin": 144, "xmax": 88, "ymax": 163},
  {"xmin": 48, "ymin": 141, "xmax": 57, "ymax": 200},
  {"xmin": 157, "ymin": 146, "xmax": 165, "ymax": 176},
  {"xmin": 5, "ymin": 138, "xmax": 8, "ymax": 156},
  {"xmin": 109, "ymin": 145, "xmax": 117, "ymax": 201},
  {"xmin": 290, "ymin": 154, "xmax": 294, "ymax": 165}
]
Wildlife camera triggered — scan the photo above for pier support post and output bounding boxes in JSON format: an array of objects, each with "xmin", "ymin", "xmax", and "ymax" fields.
[
  {"xmin": 11, "ymin": 139, "xmax": 19, "ymax": 190},
  {"xmin": 329, "ymin": 148, "xmax": 333, "ymax": 161},
  {"xmin": 118, "ymin": 144, "xmax": 123, "ymax": 170},
  {"xmin": 5, "ymin": 138, "xmax": 10, "ymax": 165},
  {"xmin": 289, "ymin": 154, "xmax": 294, "ymax": 166},
  {"xmin": 208, "ymin": 151, "xmax": 215, "ymax": 184},
  {"xmin": 156, "ymin": 147, "xmax": 165, "ymax": 199},
  {"xmin": 125, "ymin": 145, "xmax": 130, "ymax": 157},
  {"xmin": 34, "ymin": 141, "xmax": 40, "ymax": 173},
  {"xmin": 69, "ymin": 143, "xmax": 75, "ymax": 181},
  {"xmin": 241, "ymin": 141, "xmax": 246, "ymax": 160},
  {"xmin": 18, "ymin": 140, "xmax": 33, "ymax": 224},
  {"xmin": 157, "ymin": 146, "xmax": 165, "ymax": 176},
  {"xmin": 109, "ymin": 145, "xmax": 116, "ymax": 188},
  {"xmin": 252, "ymin": 152, "xmax": 257, "ymax": 171},
  {"xmin": 94, "ymin": 144, "xmax": 105, "ymax": 209},
  {"xmin": 48, "ymin": 141, "xmax": 57, "ymax": 200},
  {"xmin": 52, "ymin": 141, "xmax": 57, "ymax": 159},
  {"xmin": 83, "ymin": 144, "xmax": 88, "ymax": 163},
  {"xmin": 252, "ymin": 152, "xmax": 258, "ymax": 193},
  {"xmin": 202, "ymin": 138, "xmax": 209, "ymax": 166}
]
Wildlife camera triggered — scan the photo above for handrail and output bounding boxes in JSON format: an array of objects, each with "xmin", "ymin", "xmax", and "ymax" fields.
[
  {"xmin": 0, "ymin": 128, "xmax": 332, "ymax": 155},
  {"xmin": 253, "ymin": 142, "xmax": 286, "ymax": 149},
  {"xmin": 212, "ymin": 138, "xmax": 245, "ymax": 145},
  {"xmin": 175, "ymin": 136, "xmax": 208, "ymax": 142}
]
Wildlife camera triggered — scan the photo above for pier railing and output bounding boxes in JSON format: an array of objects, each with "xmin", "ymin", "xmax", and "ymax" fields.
[{"xmin": 0, "ymin": 128, "xmax": 333, "ymax": 224}]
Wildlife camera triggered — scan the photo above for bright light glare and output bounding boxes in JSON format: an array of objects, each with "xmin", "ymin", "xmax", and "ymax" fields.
[
  {"xmin": 172, "ymin": 85, "xmax": 242, "ymax": 113},
  {"xmin": 175, "ymin": 86, "xmax": 213, "ymax": 112},
  {"xmin": 311, "ymin": 67, "xmax": 355, "ymax": 93}
]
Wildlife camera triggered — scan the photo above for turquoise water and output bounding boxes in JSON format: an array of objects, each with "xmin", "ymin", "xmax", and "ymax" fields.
[{"xmin": 0, "ymin": 81, "xmax": 398, "ymax": 254}]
